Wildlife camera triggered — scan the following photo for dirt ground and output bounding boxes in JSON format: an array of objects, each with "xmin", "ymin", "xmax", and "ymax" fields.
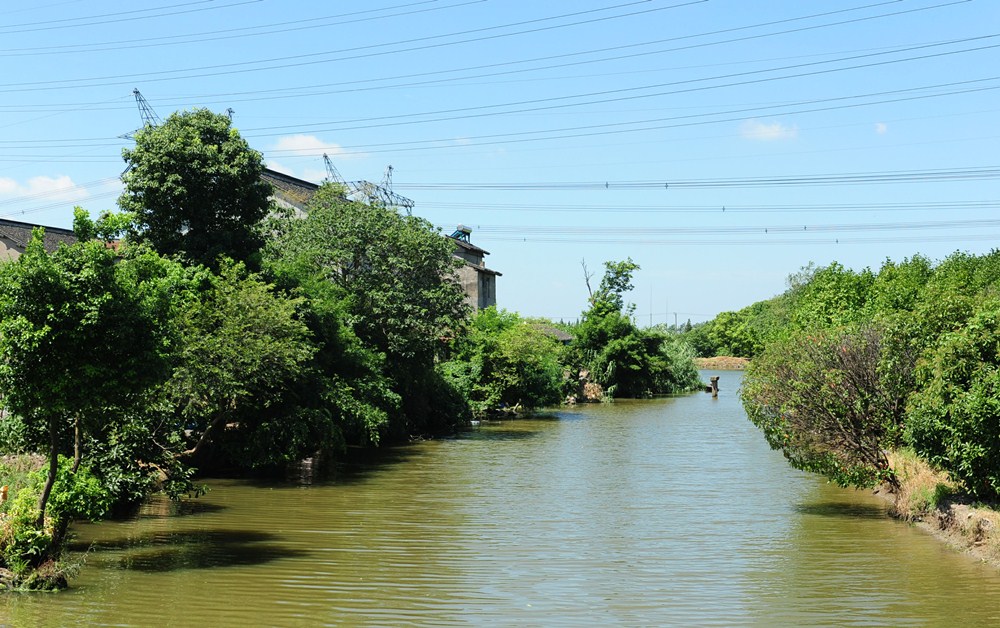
[{"xmin": 694, "ymin": 356, "xmax": 750, "ymax": 370}]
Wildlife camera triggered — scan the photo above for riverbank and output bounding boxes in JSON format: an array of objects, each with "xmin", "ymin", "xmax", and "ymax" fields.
[
  {"xmin": 694, "ymin": 356, "xmax": 749, "ymax": 370},
  {"xmin": 887, "ymin": 449, "xmax": 1000, "ymax": 568}
]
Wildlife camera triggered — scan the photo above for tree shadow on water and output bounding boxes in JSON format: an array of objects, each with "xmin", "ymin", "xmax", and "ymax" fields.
[
  {"xmin": 130, "ymin": 499, "xmax": 228, "ymax": 519},
  {"xmin": 467, "ymin": 428, "xmax": 541, "ymax": 442},
  {"xmin": 72, "ymin": 529, "xmax": 309, "ymax": 572},
  {"xmin": 794, "ymin": 502, "xmax": 887, "ymax": 520}
]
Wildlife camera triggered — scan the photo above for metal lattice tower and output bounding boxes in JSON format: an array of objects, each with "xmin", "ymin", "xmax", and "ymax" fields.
[
  {"xmin": 321, "ymin": 156, "xmax": 415, "ymax": 215},
  {"xmin": 323, "ymin": 153, "xmax": 347, "ymax": 187},
  {"xmin": 360, "ymin": 164, "xmax": 414, "ymax": 215},
  {"xmin": 119, "ymin": 89, "xmax": 164, "ymax": 174},
  {"xmin": 119, "ymin": 88, "xmax": 162, "ymax": 141},
  {"xmin": 134, "ymin": 88, "xmax": 162, "ymax": 128}
]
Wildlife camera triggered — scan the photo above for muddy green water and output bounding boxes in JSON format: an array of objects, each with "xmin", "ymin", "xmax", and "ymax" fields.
[{"xmin": 4, "ymin": 370, "xmax": 1000, "ymax": 626}]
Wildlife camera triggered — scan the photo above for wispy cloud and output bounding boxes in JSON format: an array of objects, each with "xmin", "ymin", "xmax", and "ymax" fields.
[
  {"xmin": 0, "ymin": 175, "xmax": 90, "ymax": 202},
  {"xmin": 875, "ymin": 122, "xmax": 888, "ymax": 135},
  {"xmin": 270, "ymin": 134, "xmax": 350, "ymax": 158},
  {"xmin": 739, "ymin": 118, "xmax": 799, "ymax": 141},
  {"xmin": 266, "ymin": 134, "xmax": 366, "ymax": 182}
]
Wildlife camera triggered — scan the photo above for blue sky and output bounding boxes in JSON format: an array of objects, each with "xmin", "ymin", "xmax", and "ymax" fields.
[{"xmin": 1, "ymin": 0, "xmax": 998, "ymax": 324}]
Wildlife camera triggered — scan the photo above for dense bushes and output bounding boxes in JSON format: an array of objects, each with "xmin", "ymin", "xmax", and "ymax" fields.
[
  {"xmin": 907, "ymin": 298, "xmax": 1000, "ymax": 500},
  {"xmin": 439, "ymin": 308, "xmax": 565, "ymax": 416},
  {"xmin": 570, "ymin": 260, "xmax": 702, "ymax": 397},
  {"xmin": 742, "ymin": 326, "xmax": 908, "ymax": 489},
  {"xmin": 733, "ymin": 249, "xmax": 1000, "ymax": 500}
]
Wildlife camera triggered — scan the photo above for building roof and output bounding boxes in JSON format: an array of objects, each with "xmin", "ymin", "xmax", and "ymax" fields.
[
  {"xmin": 262, "ymin": 167, "xmax": 319, "ymax": 211},
  {"xmin": 530, "ymin": 323, "xmax": 574, "ymax": 344},
  {"xmin": 451, "ymin": 236, "xmax": 490, "ymax": 256},
  {"xmin": 0, "ymin": 218, "xmax": 77, "ymax": 252}
]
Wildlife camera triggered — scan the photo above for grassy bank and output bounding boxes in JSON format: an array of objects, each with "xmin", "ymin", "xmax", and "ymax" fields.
[
  {"xmin": 1, "ymin": 454, "xmax": 74, "ymax": 591},
  {"xmin": 887, "ymin": 449, "xmax": 1000, "ymax": 567}
]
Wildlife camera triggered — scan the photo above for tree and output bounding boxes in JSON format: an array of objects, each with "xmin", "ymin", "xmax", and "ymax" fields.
[
  {"xmin": 163, "ymin": 261, "xmax": 317, "ymax": 464},
  {"xmin": 0, "ymin": 234, "xmax": 169, "ymax": 530},
  {"xmin": 574, "ymin": 259, "xmax": 700, "ymax": 397},
  {"xmin": 265, "ymin": 183, "xmax": 469, "ymax": 437},
  {"xmin": 589, "ymin": 258, "xmax": 639, "ymax": 311},
  {"xmin": 119, "ymin": 108, "xmax": 273, "ymax": 267},
  {"xmin": 788, "ymin": 262, "xmax": 874, "ymax": 330},
  {"xmin": 439, "ymin": 308, "xmax": 564, "ymax": 416},
  {"xmin": 907, "ymin": 297, "xmax": 1000, "ymax": 500},
  {"xmin": 741, "ymin": 325, "xmax": 911, "ymax": 489}
]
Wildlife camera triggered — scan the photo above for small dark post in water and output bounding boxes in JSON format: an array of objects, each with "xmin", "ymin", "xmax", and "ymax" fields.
[{"xmin": 710, "ymin": 376, "xmax": 720, "ymax": 398}]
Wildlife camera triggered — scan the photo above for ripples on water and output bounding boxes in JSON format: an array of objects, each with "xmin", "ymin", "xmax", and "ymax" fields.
[{"xmin": 4, "ymin": 370, "xmax": 1000, "ymax": 626}]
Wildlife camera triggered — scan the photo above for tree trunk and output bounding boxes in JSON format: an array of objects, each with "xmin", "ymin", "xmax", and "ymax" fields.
[
  {"xmin": 36, "ymin": 418, "xmax": 59, "ymax": 528},
  {"xmin": 180, "ymin": 411, "xmax": 230, "ymax": 459},
  {"xmin": 71, "ymin": 415, "xmax": 82, "ymax": 474}
]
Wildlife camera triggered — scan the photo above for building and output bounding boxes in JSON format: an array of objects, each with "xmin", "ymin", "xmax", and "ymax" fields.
[
  {"xmin": 0, "ymin": 218, "xmax": 77, "ymax": 261},
  {"xmin": 261, "ymin": 167, "xmax": 319, "ymax": 217},
  {"xmin": 448, "ymin": 225, "xmax": 500, "ymax": 312}
]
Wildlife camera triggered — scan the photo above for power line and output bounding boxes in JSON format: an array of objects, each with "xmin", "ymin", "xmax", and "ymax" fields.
[
  {"xmin": 0, "ymin": 0, "xmax": 262, "ymax": 35},
  {"xmin": 242, "ymin": 8, "xmax": 988, "ymax": 134},
  {"xmin": 425, "ymin": 200, "xmax": 1000, "ymax": 214},
  {"xmin": 479, "ymin": 232, "xmax": 1000, "ymax": 247},
  {"xmin": 401, "ymin": 166, "xmax": 1000, "ymax": 191},
  {"xmin": 80, "ymin": 0, "xmax": 934, "ymax": 109},
  {"xmin": 0, "ymin": 0, "xmax": 471, "ymax": 55},
  {"xmin": 0, "ymin": 1, "xmax": 702, "ymax": 92},
  {"xmin": 473, "ymin": 217, "xmax": 1000, "ymax": 237},
  {"xmin": 253, "ymin": 75, "xmax": 1000, "ymax": 150},
  {"xmin": 0, "ymin": 176, "xmax": 120, "ymax": 207}
]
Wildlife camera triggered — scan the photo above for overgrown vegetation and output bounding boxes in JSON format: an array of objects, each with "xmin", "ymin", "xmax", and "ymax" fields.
[
  {"xmin": 438, "ymin": 308, "xmax": 566, "ymax": 417},
  {"xmin": 567, "ymin": 259, "xmax": 701, "ymax": 398},
  {"xmin": 699, "ymin": 249, "xmax": 1000, "ymax": 508}
]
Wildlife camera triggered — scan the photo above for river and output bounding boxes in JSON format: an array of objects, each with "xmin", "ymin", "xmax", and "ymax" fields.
[{"xmin": 3, "ymin": 370, "xmax": 1000, "ymax": 626}]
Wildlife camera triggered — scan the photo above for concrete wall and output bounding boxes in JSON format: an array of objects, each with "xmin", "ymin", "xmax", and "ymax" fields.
[{"xmin": 0, "ymin": 237, "xmax": 22, "ymax": 261}]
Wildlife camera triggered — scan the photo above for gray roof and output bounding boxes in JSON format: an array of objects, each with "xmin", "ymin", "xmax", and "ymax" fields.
[
  {"xmin": 262, "ymin": 168, "xmax": 320, "ymax": 211},
  {"xmin": 0, "ymin": 218, "xmax": 77, "ymax": 252}
]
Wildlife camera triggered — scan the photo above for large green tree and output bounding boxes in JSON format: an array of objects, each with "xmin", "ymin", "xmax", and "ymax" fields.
[
  {"xmin": 265, "ymin": 183, "xmax": 469, "ymax": 437},
  {"xmin": 119, "ymin": 108, "xmax": 273, "ymax": 267},
  {"xmin": 163, "ymin": 261, "xmax": 318, "ymax": 466},
  {"xmin": 0, "ymin": 234, "xmax": 170, "ymax": 529},
  {"xmin": 439, "ymin": 308, "xmax": 565, "ymax": 416}
]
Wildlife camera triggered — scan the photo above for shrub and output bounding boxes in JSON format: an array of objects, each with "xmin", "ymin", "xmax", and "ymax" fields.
[
  {"xmin": 742, "ymin": 325, "xmax": 911, "ymax": 489},
  {"xmin": 907, "ymin": 298, "xmax": 1000, "ymax": 501},
  {"xmin": 439, "ymin": 308, "xmax": 564, "ymax": 416}
]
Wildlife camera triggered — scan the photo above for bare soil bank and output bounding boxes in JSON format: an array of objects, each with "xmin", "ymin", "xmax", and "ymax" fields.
[
  {"xmin": 694, "ymin": 356, "xmax": 749, "ymax": 370},
  {"xmin": 886, "ymin": 451, "xmax": 1000, "ymax": 569}
]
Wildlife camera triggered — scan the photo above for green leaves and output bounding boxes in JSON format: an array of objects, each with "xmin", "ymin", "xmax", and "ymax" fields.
[
  {"xmin": 119, "ymin": 108, "xmax": 272, "ymax": 268},
  {"xmin": 440, "ymin": 308, "xmax": 564, "ymax": 416},
  {"xmin": 573, "ymin": 259, "xmax": 701, "ymax": 398},
  {"xmin": 741, "ymin": 326, "xmax": 905, "ymax": 489},
  {"xmin": 907, "ymin": 297, "xmax": 1000, "ymax": 500},
  {"xmin": 735, "ymin": 249, "xmax": 1000, "ymax": 494},
  {"xmin": 265, "ymin": 183, "xmax": 469, "ymax": 436}
]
